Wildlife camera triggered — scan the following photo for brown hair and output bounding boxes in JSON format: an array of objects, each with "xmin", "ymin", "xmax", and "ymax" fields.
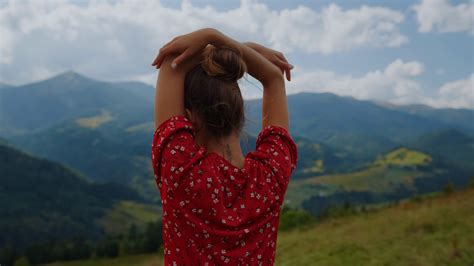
[{"xmin": 184, "ymin": 45, "xmax": 247, "ymax": 140}]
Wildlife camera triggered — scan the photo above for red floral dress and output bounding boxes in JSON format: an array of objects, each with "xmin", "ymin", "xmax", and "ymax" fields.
[{"xmin": 151, "ymin": 115, "xmax": 298, "ymax": 265}]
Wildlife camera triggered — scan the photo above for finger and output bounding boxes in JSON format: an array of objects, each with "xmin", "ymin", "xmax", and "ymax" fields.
[
  {"xmin": 276, "ymin": 52, "xmax": 288, "ymax": 63},
  {"xmin": 152, "ymin": 39, "xmax": 178, "ymax": 65},
  {"xmin": 152, "ymin": 44, "xmax": 176, "ymax": 67},
  {"xmin": 154, "ymin": 50, "xmax": 172, "ymax": 68},
  {"xmin": 171, "ymin": 49, "xmax": 192, "ymax": 69},
  {"xmin": 153, "ymin": 54, "xmax": 167, "ymax": 68},
  {"xmin": 152, "ymin": 52, "xmax": 164, "ymax": 67},
  {"xmin": 277, "ymin": 59, "xmax": 293, "ymax": 71}
]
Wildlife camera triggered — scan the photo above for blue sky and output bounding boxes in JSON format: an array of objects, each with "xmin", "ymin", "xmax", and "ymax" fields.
[{"xmin": 0, "ymin": 0, "xmax": 472, "ymax": 108}]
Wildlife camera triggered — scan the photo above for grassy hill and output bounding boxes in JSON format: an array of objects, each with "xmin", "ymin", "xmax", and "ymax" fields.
[
  {"xmin": 46, "ymin": 187, "xmax": 474, "ymax": 266},
  {"xmin": 373, "ymin": 147, "xmax": 431, "ymax": 167},
  {"xmin": 285, "ymin": 148, "xmax": 437, "ymax": 209},
  {"xmin": 0, "ymin": 142, "xmax": 142, "ymax": 250},
  {"xmin": 276, "ymin": 187, "xmax": 474, "ymax": 265},
  {"xmin": 0, "ymin": 142, "xmax": 163, "ymax": 266},
  {"xmin": 99, "ymin": 201, "xmax": 160, "ymax": 236}
]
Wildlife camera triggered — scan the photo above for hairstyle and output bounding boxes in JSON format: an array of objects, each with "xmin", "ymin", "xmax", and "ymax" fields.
[{"xmin": 184, "ymin": 45, "xmax": 247, "ymax": 140}]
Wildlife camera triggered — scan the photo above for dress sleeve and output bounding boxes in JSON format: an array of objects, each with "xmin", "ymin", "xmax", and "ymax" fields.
[
  {"xmin": 151, "ymin": 115, "xmax": 205, "ymax": 198},
  {"xmin": 247, "ymin": 125, "xmax": 298, "ymax": 196}
]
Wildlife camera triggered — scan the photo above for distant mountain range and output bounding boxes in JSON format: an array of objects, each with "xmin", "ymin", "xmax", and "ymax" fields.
[
  {"xmin": 0, "ymin": 71, "xmax": 153, "ymax": 136},
  {"xmin": 1, "ymin": 71, "xmax": 473, "ymax": 200},
  {"xmin": 0, "ymin": 82, "xmax": 13, "ymax": 89}
]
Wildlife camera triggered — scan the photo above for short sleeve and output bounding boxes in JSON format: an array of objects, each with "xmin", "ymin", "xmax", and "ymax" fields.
[
  {"xmin": 247, "ymin": 125, "xmax": 298, "ymax": 194},
  {"xmin": 151, "ymin": 115, "xmax": 205, "ymax": 198}
]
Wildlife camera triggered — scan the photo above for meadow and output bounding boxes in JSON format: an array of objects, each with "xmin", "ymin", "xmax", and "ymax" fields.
[{"xmin": 45, "ymin": 187, "xmax": 474, "ymax": 266}]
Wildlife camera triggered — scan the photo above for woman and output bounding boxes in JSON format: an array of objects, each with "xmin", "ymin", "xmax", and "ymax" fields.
[{"xmin": 151, "ymin": 28, "xmax": 297, "ymax": 265}]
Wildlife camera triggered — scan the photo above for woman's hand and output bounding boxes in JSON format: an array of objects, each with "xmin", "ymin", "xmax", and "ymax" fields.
[
  {"xmin": 244, "ymin": 42, "xmax": 293, "ymax": 81},
  {"xmin": 151, "ymin": 28, "xmax": 216, "ymax": 69}
]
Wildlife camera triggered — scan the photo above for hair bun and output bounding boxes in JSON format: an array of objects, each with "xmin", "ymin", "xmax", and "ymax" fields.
[{"xmin": 201, "ymin": 45, "xmax": 247, "ymax": 82}]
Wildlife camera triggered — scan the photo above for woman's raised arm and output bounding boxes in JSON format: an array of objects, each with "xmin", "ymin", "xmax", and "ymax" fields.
[
  {"xmin": 152, "ymin": 28, "xmax": 292, "ymax": 130},
  {"xmin": 151, "ymin": 29, "xmax": 210, "ymax": 128}
]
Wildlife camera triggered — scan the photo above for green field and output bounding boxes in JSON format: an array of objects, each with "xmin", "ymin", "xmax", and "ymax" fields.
[
  {"xmin": 373, "ymin": 147, "xmax": 432, "ymax": 167},
  {"xmin": 285, "ymin": 148, "xmax": 436, "ymax": 208},
  {"xmin": 76, "ymin": 110, "xmax": 114, "ymax": 129},
  {"xmin": 99, "ymin": 201, "xmax": 161, "ymax": 236},
  {"xmin": 47, "ymin": 187, "xmax": 474, "ymax": 266},
  {"xmin": 286, "ymin": 166, "xmax": 424, "ymax": 208}
]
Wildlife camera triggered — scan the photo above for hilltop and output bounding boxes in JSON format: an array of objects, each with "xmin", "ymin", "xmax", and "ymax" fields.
[{"xmin": 46, "ymin": 187, "xmax": 474, "ymax": 266}]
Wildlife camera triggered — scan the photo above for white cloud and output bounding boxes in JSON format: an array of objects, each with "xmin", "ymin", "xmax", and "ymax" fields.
[
  {"xmin": 0, "ymin": 0, "xmax": 407, "ymax": 84},
  {"xmin": 423, "ymin": 73, "xmax": 474, "ymax": 109},
  {"xmin": 287, "ymin": 59, "xmax": 425, "ymax": 105},
  {"xmin": 264, "ymin": 4, "xmax": 407, "ymax": 54},
  {"xmin": 412, "ymin": 0, "xmax": 474, "ymax": 34},
  {"xmin": 286, "ymin": 61, "xmax": 474, "ymax": 109}
]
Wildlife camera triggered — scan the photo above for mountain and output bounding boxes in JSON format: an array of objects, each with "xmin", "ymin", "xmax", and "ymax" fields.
[
  {"xmin": 0, "ymin": 82, "xmax": 13, "ymax": 89},
  {"xmin": 0, "ymin": 142, "xmax": 142, "ymax": 250},
  {"xmin": 8, "ymin": 119, "xmax": 159, "ymax": 202},
  {"xmin": 2, "ymin": 72, "xmax": 474, "ymax": 202},
  {"xmin": 112, "ymin": 81, "xmax": 155, "ymax": 102},
  {"xmin": 380, "ymin": 102, "xmax": 474, "ymax": 134},
  {"xmin": 409, "ymin": 129, "xmax": 474, "ymax": 173},
  {"xmin": 245, "ymin": 92, "xmax": 455, "ymax": 160},
  {"xmin": 0, "ymin": 71, "xmax": 152, "ymax": 136}
]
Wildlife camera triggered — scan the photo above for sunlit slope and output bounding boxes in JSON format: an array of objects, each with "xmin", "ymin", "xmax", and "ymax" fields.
[
  {"xmin": 99, "ymin": 201, "xmax": 161, "ymax": 236},
  {"xmin": 48, "ymin": 188, "xmax": 474, "ymax": 266},
  {"xmin": 285, "ymin": 148, "xmax": 435, "ymax": 208},
  {"xmin": 275, "ymin": 188, "xmax": 474, "ymax": 266}
]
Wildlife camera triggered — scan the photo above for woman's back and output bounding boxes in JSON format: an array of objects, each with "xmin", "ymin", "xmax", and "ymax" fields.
[
  {"xmin": 151, "ymin": 28, "xmax": 296, "ymax": 265},
  {"xmin": 151, "ymin": 115, "xmax": 297, "ymax": 265}
]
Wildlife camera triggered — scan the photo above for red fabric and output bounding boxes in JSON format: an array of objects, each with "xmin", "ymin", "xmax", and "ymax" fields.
[{"xmin": 151, "ymin": 115, "xmax": 298, "ymax": 265}]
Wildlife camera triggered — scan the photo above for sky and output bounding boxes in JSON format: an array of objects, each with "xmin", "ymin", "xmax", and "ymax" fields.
[{"xmin": 0, "ymin": 0, "xmax": 473, "ymax": 108}]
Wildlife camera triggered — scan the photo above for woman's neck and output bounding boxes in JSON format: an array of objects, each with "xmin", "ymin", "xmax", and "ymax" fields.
[{"xmin": 196, "ymin": 131, "xmax": 245, "ymax": 168}]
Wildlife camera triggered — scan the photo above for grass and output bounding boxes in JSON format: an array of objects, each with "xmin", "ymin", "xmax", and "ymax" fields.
[
  {"xmin": 285, "ymin": 148, "xmax": 435, "ymax": 208},
  {"xmin": 307, "ymin": 165, "xmax": 424, "ymax": 192},
  {"xmin": 46, "ymin": 254, "xmax": 161, "ymax": 266},
  {"xmin": 275, "ymin": 187, "xmax": 474, "ymax": 265},
  {"xmin": 285, "ymin": 165, "xmax": 426, "ymax": 208},
  {"xmin": 76, "ymin": 110, "xmax": 114, "ymax": 128},
  {"xmin": 125, "ymin": 122, "xmax": 155, "ymax": 133},
  {"xmin": 374, "ymin": 147, "xmax": 432, "ymax": 167},
  {"xmin": 302, "ymin": 159, "xmax": 324, "ymax": 174},
  {"xmin": 98, "ymin": 201, "xmax": 161, "ymax": 236},
  {"xmin": 47, "ymin": 188, "xmax": 474, "ymax": 266}
]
